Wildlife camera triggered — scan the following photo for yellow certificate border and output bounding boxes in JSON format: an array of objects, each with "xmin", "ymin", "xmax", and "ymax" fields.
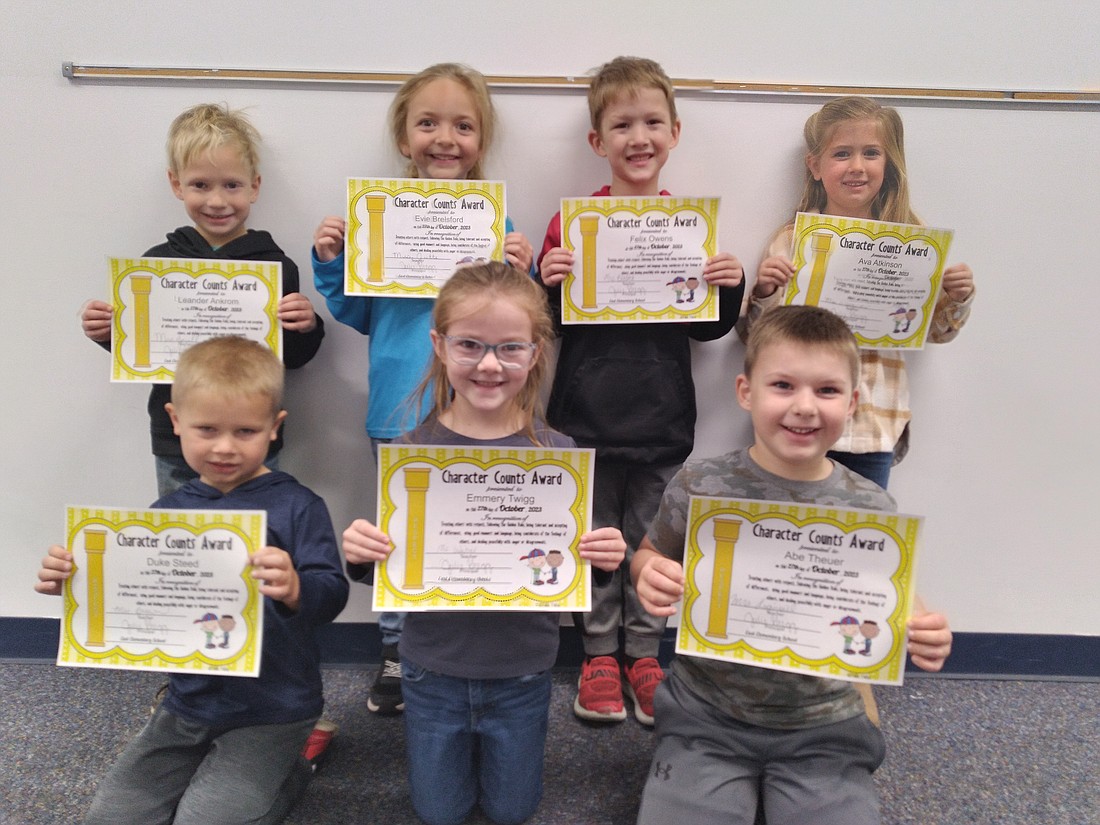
[
  {"xmin": 59, "ymin": 506, "xmax": 266, "ymax": 675},
  {"xmin": 677, "ymin": 496, "xmax": 920, "ymax": 684},
  {"xmin": 560, "ymin": 196, "xmax": 720, "ymax": 323},
  {"xmin": 345, "ymin": 178, "xmax": 507, "ymax": 297},
  {"xmin": 109, "ymin": 257, "xmax": 282, "ymax": 382},
  {"xmin": 373, "ymin": 445, "xmax": 593, "ymax": 611},
  {"xmin": 784, "ymin": 213, "xmax": 953, "ymax": 349}
]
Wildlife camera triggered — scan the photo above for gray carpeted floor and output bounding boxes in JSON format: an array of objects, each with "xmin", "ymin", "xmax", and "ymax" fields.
[{"xmin": 0, "ymin": 662, "xmax": 1095, "ymax": 824}]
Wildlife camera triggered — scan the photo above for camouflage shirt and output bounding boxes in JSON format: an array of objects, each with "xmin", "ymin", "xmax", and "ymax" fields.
[{"xmin": 647, "ymin": 448, "xmax": 897, "ymax": 729}]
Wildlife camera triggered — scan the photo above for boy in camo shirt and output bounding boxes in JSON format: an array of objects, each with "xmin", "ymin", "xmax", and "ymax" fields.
[{"xmin": 631, "ymin": 306, "xmax": 952, "ymax": 825}]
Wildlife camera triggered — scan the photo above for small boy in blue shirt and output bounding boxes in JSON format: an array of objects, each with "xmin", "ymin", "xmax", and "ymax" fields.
[
  {"xmin": 632, "ymin": 306, "xmax": 952, "ymax": 825},
  {"xmin": 36, "ymin": 336, "xmax": 348, "ymax": 825}
]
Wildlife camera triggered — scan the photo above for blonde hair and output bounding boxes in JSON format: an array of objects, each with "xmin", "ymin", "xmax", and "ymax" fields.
[
  {"xmin": 418, "ymin": 262, "xmax": 553, "ymax": 444},
  {"xmin": 166, "ymin": 103, "xmax": 261, "ymax": 178},
  {"xmin": 171, "ymin": 336, "xmax": 284, "ymax": 417},
  {"xmin": 744, "ymin": 306, "xmax": 860, "ymax": 389},
  {"xmin": 798, "ymin": 96, "xmax": 918, "ymax": 225},
  {"xmin": 588, "ymin": 56, "xmax": 677, "ymax": 131},
  {"xmin": 388, "ymin": 63, "xmax": 495, "ymax": 180}
]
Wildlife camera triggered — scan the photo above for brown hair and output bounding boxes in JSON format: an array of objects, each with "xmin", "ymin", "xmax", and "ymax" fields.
[
  {"xmin": 744, "ymin": 306, "xmax": 860, "ymax": 388},
  {"xmin": 798, "ymin": 96, "xmax": 918, "ymax": 225},
  {"xmin": 388, "ymin": 63, "xmax": 495, "ymax": 180},
  {"xmin": 417, "ymin": 262, "xmax": 553, "ymax": 444},
  {"xmin": 587, "ymin": 56, "xmax": 677, "ymax": 132},
  {"xmin": 166, "ymin": 103, "xmax": 261, "ymax": 178},
  {"xmin": 171, "ymin": 336, "xmax": 283, "ymax": 417}
]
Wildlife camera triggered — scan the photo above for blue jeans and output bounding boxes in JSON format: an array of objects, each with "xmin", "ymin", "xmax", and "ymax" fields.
[
  {"xmin": 402, "ymin": 658, "xmax": 552, "ymax": 825},
  {"xmin": 827, "ymin": 450, "xmax": 894, "ymax": 490},
  {"xmin": 370, "ymin": 437, "xmax": 407, "ymax": 648},
  {"xmin": 85, "ymin": 706, "xmax": 315, "ymax": 825}
]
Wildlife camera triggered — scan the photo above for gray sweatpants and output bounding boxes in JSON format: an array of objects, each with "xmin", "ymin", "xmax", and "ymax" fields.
[{"xmin": 637, "ymin": 673, "xmax": 885, "ymax": 825}]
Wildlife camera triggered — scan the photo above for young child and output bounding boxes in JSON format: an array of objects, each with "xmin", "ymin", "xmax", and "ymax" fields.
[
  {"xmin": 35, "ymin": 336, "xmax": 349, "ymax": 825},
  {"xmin": 632, "ymin": 306, "xmax": 952, "ymax": 825},
  {"xmin": 80, "ymin": 103, "xmax": 325, "ymax": 498},
  {"xmin": 312, "ymin": 63, "xmax": 534, "ymax": 716},
  {"xmin": 738, "ymin": 96, "xmax": 976, "ymax": 489},
  {"xmin": 537, "ymin": 56, "xmax": 745, "ymax": 725},
  {"xmin": 340, "ymin": 262, "xmax": 626, "ymax": 825}
]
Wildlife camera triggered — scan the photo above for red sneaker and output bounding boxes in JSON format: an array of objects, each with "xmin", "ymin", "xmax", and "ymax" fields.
[
  {"xmin": 301, "ymin": 719, "xmax": 338, "ymax": 773},
  {"xmin": 623, "ymin": 657, "xmax": 664, "ymax": 725},
  {"xmin": 574, "ymin": 655, "xmax": 627, "ymax": 722}
]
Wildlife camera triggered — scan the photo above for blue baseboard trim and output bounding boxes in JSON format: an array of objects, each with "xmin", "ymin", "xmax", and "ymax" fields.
[{"xmin": 3, "ymin": 618, "xmax": 1096, "ymax": 680}]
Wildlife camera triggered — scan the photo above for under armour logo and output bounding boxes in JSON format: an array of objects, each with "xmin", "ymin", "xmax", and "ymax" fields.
[{"xmin": 653, "ymin": 761, "xmax": 672, "ymax": 781}]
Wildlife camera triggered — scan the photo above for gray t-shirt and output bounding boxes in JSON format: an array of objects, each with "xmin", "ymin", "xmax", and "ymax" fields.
[
  {"xmin": 400, "ymin": 417, "xmax": 576, "ymax": 679},
  {"xmin": 647, "ymin": 447, "xmax": 897, "ymax": 729}
]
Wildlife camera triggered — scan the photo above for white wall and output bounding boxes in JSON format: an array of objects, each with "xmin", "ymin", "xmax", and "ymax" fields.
[{"xmin": 4, "ymin": 1, "xmax": 1098, "ymax": 634}]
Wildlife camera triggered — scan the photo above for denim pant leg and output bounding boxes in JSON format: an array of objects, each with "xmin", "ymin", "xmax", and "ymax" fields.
[
  {"xmin": 476, "ymin": 670, "xmax": 551, "ymax": 825},
  {"xmin": 403, "ymin": 660, "xmax": 479, "ymax": 825},
  {"xmin": 403, "ymin": 659, "xmax": 551, "ymax": 825},
  {"xmin": 378, "ymin": 610, "xmax": 406, "ymax": 647},
  {"xmin": 155, "ymin": 454, "xmax": 198, "ymax": 499},
  {"xmin": 370, "ymin": 436, "xmax": 408, "ymax": 648},
  {"xmin": 827, "ymin": 450, "xmax": 894, "ymax": 490}
]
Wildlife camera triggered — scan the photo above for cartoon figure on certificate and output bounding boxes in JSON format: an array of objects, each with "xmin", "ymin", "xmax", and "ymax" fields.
[
  {"xmin": 889, "ymin": 306, "xmax": 907, "ymax": 333},
  {"xmin": 831, "ymin": 615, "xmax": 859, "ymax": 655},
  {"xmin": 545, "ymin": 549, "xmax": 565, "ymax": 585},
  {"xmin": 859, "ymin": 619, "xmax": 880, "ymax": 656},
  {"xmin": 519, "ymin": 548, "xmax": 547, "ymax": 586},
  {"xmin": 195, "ymin": 612, "xmax": 219, "ymax": 649},
  {"xmin": 666, "ymin": 276, "xmax": 686, "ymax": 303},
  {"xmin": 218, "ymin": 614, "xmax": 237, "ymax": 649},
  {"xmin": 685, "ymin": 275, "xmax": 700, "ymax": 303}
]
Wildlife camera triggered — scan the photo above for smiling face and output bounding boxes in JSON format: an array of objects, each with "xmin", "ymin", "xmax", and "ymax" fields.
[
  {"xmin": 807, "ymin": 119, "xmax": 886, "ymax": 219},
  {"xmin": 399, "ymin": 77, "xmax": 483, "ymax": 180},
  {"xmin": 167, "ymin": 388, "xmax": 285, "ymax": 494},
  {"xmin": 589, "ymin": 87, "xmax": 680, "ymax": 196},
  {"xmin": 169, "ymin": 145, "xmax": 259, "ymax": 247},
  {"xmin": 429, "ymin": 295, "xmax": 539, "ymax": 438},
  {"xmin": 736, "ymin": 340, "xmax": 857, "ymax": 481}
]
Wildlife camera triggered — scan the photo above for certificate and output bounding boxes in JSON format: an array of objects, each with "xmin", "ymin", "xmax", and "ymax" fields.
[
  {"xmin": 58, "ymin": 506, "xmax": 266, "ymax": 677},
  {"xmin": 782, "ymin": 213, "xmax": 954, "ymax": 350},
  {"xmin": 109, "ymin": 257, "xmax": 282, "ymax": 383},
  {"xmin": 676, "ymin": 496, "xmax": 920, "ymax": 685},
  {"xmin": 345, "ymin": 178, "xmax": 507, "ymax": 297},
  {"xmin": 373, "ymin": 444, "xmax": 595, "ymax": 611},
  {"xmin": 559, "ymin": 196, "xmax": 720, "ymax": 323}
]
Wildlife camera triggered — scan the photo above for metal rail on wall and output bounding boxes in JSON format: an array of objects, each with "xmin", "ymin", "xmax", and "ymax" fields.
[{"xmin": 62, "ymin": 63, "xmax": 1100, "ymax": 104}]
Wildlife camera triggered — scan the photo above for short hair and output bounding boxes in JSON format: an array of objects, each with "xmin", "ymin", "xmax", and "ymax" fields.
[
  {"xmin": 587, "ymin": 56, "xmax": 677, "ymax": 131},
  {"xmin": 171, "ymin": 336, "xmax": 284, "ymax": 417},
  {"xmin": 166, "ymin": 103, "xmax": 261, "ymax": 178},
  {"xmin": 417, "ymin": 261, "xmax": 553, "ymax": 444},
  {"xmin": 798, "ymin": 96, "xmax": 917, "ymax": 225},
  {"xmin": 744, "ymin": 306, "xmax": 860, "ymax": 388},
  {"xmin": 388, "ymin": 63, "xmax": 496, "ymax": 180}
]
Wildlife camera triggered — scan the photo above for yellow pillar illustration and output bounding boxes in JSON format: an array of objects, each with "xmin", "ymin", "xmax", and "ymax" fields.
[
  {"xmin": 804, "ymin": 231, "xmax": 834, "ymax": 305},
  {"xmin": 84, "ymin": 529, "xmax": 107, "ymax": 648},
  {"xmin": 705, "ymin": 519, "xmax": 741, "ymax": 638},
  {"xmin": 402, "ymin": 467, "xmax": 432, "ymax": 589},
  {"xmin": 366, "ymin": 195, "xmax": 388, "ymax": 283},
  {"xmin": 579, "ymin": 216, "xmax": 600, "ymax": 309},
  {"xmin": 130, "ymin": 275, "xmax": 153, "ymax": 367}
]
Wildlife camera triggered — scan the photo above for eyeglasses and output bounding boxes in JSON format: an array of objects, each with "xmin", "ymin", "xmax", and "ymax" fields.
[{"xmin": 442, "ymin": 336, "xmax": 538, "ymax": 369}]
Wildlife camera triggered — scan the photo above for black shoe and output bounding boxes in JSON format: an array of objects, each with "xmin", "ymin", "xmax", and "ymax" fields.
[{"xmin": 368, "ymin": 644, "xmax": 404, "ymax": 715}]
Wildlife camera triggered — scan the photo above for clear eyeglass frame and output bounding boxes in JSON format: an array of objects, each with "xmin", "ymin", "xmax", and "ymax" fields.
[{"xmin": 442, "ymin": 336, "xmax": 537, "ymax": 369}]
